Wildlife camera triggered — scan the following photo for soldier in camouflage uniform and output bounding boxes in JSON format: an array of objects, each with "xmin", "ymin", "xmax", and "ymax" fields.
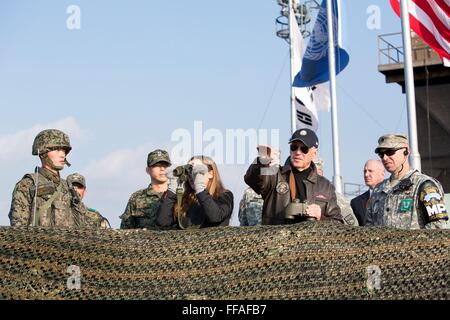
[
  {"xmin": 9, "ymin": 129, "xmax": 88, "ymax": 227},
  {"xmin": 67, "ymin": 173, "xmax": 111, "ymax": 229},
  {"xmin": 120, "ymin": 149, "xmax": 171, "ymax": 229},
  {"xmin": 238, "ymin": 187, "xmax": 263, "ymax": 226},
  {"xmin": 335, "ymin": 193, "xmax": 359, "ymax": 226},
  {"xmin": 366, "ymin": 134, "xmax": 449, "ymax": 229},
  {"xmin": 314, "ymin": 159, "xmax": 359, "ymax": 226}
]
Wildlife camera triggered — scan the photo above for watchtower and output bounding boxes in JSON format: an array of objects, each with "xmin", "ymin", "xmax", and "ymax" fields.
[{"xmin": 378, "ymin": 32, "xmax": 450, "ymax": 192}]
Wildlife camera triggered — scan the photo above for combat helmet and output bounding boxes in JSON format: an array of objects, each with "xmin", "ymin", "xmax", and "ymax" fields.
[{"xmin": 32, "ymin": 129, "xmax": 72, "ymax": 156}]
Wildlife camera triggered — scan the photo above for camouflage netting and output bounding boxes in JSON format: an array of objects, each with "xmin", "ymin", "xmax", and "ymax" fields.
[{"xmin": 0, "ymin": 222, "xmax": 449, "ymax": 300}]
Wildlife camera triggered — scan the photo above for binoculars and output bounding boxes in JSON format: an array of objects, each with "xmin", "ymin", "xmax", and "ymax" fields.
[
  {"xmin": 284, "ymin": 199, "xmax": 316, "ymax": 222},
  {"xmin": 173, "ymin": 164, "xmax": 193, "ymax": 182}
]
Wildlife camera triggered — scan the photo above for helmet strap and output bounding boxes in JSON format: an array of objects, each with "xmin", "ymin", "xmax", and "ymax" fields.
[{"xmin": 42, "ymin": 153, "xmax": 64, "ymax": 171}]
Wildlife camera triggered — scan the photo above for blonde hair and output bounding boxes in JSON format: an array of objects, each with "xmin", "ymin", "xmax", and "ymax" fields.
[{"xmin": 174, "ymin": 155, "xmax": 226, "ymax": 219}]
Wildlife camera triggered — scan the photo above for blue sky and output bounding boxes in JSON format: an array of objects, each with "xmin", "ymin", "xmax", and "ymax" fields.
[{"xmin": 0, "ymin": 1, "xmax": 408, "ymax": 227}]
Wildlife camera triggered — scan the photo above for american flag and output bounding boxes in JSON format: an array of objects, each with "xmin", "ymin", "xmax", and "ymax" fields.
[{"xmin": 390, "ymin": 0, "xmax": 450, "ymax": 66}]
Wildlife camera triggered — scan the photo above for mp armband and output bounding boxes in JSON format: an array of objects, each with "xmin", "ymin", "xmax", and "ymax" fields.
[{"xmin": 419, "ymin": 184, "xmax": 448, "ymax": 221}]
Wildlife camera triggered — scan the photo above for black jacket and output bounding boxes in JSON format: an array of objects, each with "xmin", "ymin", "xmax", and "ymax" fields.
[
  {"xmin": 350, "ymin": 190, "xmax": 370, "ymax": 226},
  {"xmin": 156, "ymin": 189, "xmax": 234, "ymax": 229},
  {"xmin": 244, "ymin": 160, "xmax": 343, "ymax": 225}
]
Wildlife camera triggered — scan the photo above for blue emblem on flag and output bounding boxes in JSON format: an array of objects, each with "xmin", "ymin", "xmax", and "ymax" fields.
[{"xmin": 293, "ymin": 0, "xmax": 349, "ymax": 87}]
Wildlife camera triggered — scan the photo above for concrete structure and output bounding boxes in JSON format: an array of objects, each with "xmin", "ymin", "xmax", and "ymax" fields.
[{"xmin": 378, "ymin": 32, "xmax": 450, "ymax": 192}]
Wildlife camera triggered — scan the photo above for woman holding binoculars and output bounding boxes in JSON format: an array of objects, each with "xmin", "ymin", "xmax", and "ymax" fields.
[{"xmin": 156, "ymin": 155, "xmax": 234, "ymax": 229}]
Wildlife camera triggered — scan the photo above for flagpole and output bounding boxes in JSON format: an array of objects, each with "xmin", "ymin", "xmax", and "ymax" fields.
[
  {"xmin": 289, "ymin": 0, "xmax": 297, "ymax": 134},
  {"xmin": 326, "ymin": 0, "xmax": 343, "ymax": 194},
  {"xmin": 399, "ymin": 0, "xmax": 421, "ymax": 171}
]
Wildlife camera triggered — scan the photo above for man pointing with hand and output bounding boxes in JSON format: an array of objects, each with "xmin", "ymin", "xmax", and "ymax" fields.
[{"xmin": 244, "ymin": 128, "xmax": 343, "ymax": 225}]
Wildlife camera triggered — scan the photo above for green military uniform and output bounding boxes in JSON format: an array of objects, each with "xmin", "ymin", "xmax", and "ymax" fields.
[
  {"xmin": 85, "ymin": 207, "xmax": 111, "ymax": 229},
  {"xmin": 67, "ymin": 172, "xmax": 111, "ymax": 229},
  {"xmin": 9, "ymin": 129, "xmax": 87, "ymax": 228},
  {"xmin": 366, "ymin": 133, "xmax": 449, "ymax": 229},
  {"xmin": 336, "ymin": 192, "xmax": 359, "ymax": 226},
  {"xmin": 120, "ymin": 149, "xmax": 171, "ymax": 230},
  {"xmin": 120, "ymin": 185, "xmax": 165, "ymax": 229},
  {"xmin": 238, "ymin": 187, "xmax": 263, "ymax": 226},
  {"xmin": 313, "ymin": 159, "xmax": 358, "ymax": 226},
  {"xmin": 366, "ymin": 169, "xmax": 449, "ymax": 229}
]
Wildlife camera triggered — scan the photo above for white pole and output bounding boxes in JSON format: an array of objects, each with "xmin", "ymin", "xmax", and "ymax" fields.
[
  {"xmin": 288, "ymin": 0, "xmax": 297, "ymax": 134},
  {"xmin": 399, "ymin": 0, "xmax": 421, "ymax": 171},
  {"xmin": 326, "ymin": 0, "xmax": 343, "ymax": 193}
]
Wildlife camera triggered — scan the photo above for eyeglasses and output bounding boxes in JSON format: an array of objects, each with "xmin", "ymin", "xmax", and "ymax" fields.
[
  {"xmin": 290, "ymin": 144, "xmax": 309, "ymax": 154},
  {"xmin": 377, "ymin": 148, "xmax": 405, "ymax": 158}
]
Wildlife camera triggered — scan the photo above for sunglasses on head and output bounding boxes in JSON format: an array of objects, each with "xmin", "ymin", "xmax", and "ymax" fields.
[
  {"xmin": 290, "ymin": 144, "xmax": 309, "ymax": 154},
  {"xmin": 377, "ymin": 147, "xmax": 406, "ymax": 158}
]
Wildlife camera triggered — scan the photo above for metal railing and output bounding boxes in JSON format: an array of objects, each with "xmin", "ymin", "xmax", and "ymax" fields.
[
  {"xmin": 344, "ymin": 182, "xmax": 367, "ymax": 198},
  {"xmin": 378, "ymin": 32, "xmax": 441, "ymax": 66},
  {"xmin": 378, "ymin": 32, "xmax": 404, "ymax": 65},
  {"xmin": 275, "ymin": 0, "xmax": 320, "ymax": 42}
]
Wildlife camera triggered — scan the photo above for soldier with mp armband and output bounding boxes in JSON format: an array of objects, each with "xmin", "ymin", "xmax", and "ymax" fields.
[{"xmin": 366, "ymin": 134, "xmax": 449, "ymax": 229}]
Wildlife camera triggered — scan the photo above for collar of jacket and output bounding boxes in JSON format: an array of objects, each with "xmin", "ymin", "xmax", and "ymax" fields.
[
  {"xmin": 383, "ymin": 169, "xmax": 418, "ymax": 193},
  {"xmin": 146, "ymin": 184, "xmax": 163, "ymax": 197},
  {"xmin": 280, "ymin": 160, "xmax": 318, "ymax": 184},
  {"xmin": 38, "ymin": 167, "xmax": 61, "ymax": 185}
]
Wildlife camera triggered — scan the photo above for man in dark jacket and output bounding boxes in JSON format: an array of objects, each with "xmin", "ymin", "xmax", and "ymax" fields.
[
  {"xmin": 350, "ymin": 160, "xmax": 385, "ymax": 226},
  {"xmin": 244, "ymin": 129, "xmax": 343, "ymax": 225}
]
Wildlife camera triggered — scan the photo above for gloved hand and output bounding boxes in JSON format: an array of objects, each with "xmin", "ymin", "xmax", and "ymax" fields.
[
  {"xmin": 191, "ymin": 163, "xmax": 209, "ymax": 194},
  {"xmin": 167, "ymin": 173, "xmax": 180, "ymax": 194}
]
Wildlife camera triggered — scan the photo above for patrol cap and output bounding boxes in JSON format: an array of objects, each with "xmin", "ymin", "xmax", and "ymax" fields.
[
  {"xmin": 147, "ymin": 149, "xmax": 171, "ymax": 167},
  {"xmin": 288, "ymin": 128, "xmax": 319, "ymax": 148},
  {"xmin": 375, "ymin": 134, "xmax": 408, "ymax": 153},
  {"xmin": 67, "ymin": 173, "xmax": 86, "ymax": 188}
]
